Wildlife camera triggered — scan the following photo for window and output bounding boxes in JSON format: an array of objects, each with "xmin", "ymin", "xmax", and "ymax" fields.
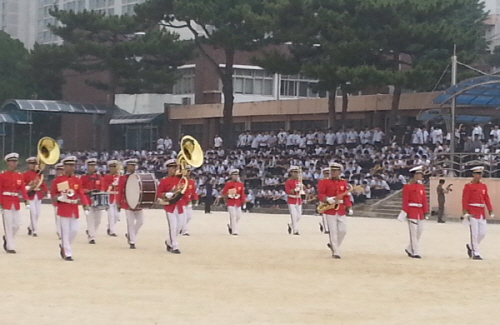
[
  {"xmin": 290, "ymin": 120, "xmax": 327, "ymax": 131},
  {"xmin": 173, "ymin": 68, "xmax": 195, "ymax": 94},
  {"xmin": 280, "ymin": 75, "xmax": 327, "ymax": 98},
  {"xmin": 251, "ymin": 121, "xmax": 285, "ymax": 132},
  {"xmin": 231, "ymin": 68, "xmax": 273, "ymax": 96}
]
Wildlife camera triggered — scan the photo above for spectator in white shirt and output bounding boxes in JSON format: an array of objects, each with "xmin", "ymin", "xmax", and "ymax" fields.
[
  {"xmin": 214, "ymin": 135, "xmax": 223, "ymax": 149},
  {"xmin": 164, "ymin": 136, "xmax": 173, "ymax": 150},
  {"xmin": 372, "ymin": 127, "xmax": 385, "ymax": 148},
  {"xmin": 336, "ymin": 130, "xmax": 346, "ymax": 145},
  {"xmin": 277, "ymin": 129, "xmax": 288, "ymax": 148},
  {"xmin": 325, "ymin": 129, "xmax": 336, "ymax": 148}
]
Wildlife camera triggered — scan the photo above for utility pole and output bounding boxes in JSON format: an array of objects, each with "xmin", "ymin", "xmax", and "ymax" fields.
[{"xmin": 450, "ymin": 45, "xmax": 457, "ymax": 159}]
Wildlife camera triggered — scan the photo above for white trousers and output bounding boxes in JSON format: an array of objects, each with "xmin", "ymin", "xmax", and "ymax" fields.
[
  {"xmin": 407, "ymin": 219, "xmax": 424, "ymax": 256},
  {"xmin": 86, "ymin": 207, "xmax": 102, "ymax": 240},
  {"xmin": 321, "ymin": 214, "xmax": 330, "ymax": 233},
  {"xmin": 2, "ymin": 208, "xmax": 21, "ymax": 250},
  {"xmin": 469, "ymin": 217, "xmax": 487, "ymax": 257},
  {"xmin": 288, "ymin": 204, "xmax": 302, "ymax": 233},
  {"xmin": 326, "ymin": 214, "xmax": 347, "ymax": 255},
  {"xmin": 28, "ymin": 198, "xmax": 42, "ymax": 234},
  {"xmin": 59, "ymin": 216, "xmax": 79, "ymax": 257},
  {"xmin": 125, "ymin": 210, "xmax": 143, "ymax": 244},
  {"xmin": 166, "ymin": 207, "xmax": 182, "ymax": 250},
  {"xmin": 228, "ymin": 206, "xmax": 242, "ymax": 234},
  {"xmin": 107, "ymin": 203, "xmax": 120, "ymax": 234},
  {"xmin": 54, "ymin": 207, "xmax": 60, "ymax": 238},
  {"xmin": 180, "ymin": 205, "xmax": 193, "ymax": 235}
]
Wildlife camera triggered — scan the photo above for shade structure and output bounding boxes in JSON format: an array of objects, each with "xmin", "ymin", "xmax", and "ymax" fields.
[
  {"xmin": 417, "ymin": 109, "xmax": 493, "ymax": 124},
  {"xmin": 1, "ymin": 99, "xmax": 108, "ymax": 114},
  {"xmin": 433, "ymin": 76, "xmax": 500, "ymax": 107},
  {"xmin": 110, "ymin": 113, "xmax": 163, "ymax": 125}
]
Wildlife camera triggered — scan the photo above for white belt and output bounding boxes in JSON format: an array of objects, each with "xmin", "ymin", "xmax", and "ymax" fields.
[
  {"xmin": 408, "ymin": 203, "xmax": 422, "ymax": 207},
  {"xmin": 288, "ymin": 195, "xmax": 301, "ymax": 199},
  {"xmin": 2, "ymin": 192, "xmax": 18, "ymax": 197},
  {"xmin": 469, "ymin": 203, "xmax": 485, "ymax": 207}
]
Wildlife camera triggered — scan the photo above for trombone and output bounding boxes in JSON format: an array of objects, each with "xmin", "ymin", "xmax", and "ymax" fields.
[{"xmin": 158, "ymin": 135, "xmax": 204, "ymax": 205}]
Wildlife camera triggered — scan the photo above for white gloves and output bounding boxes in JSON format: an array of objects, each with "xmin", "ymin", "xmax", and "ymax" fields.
[
  {"xmin": 84, "ymin": 209, "xmax": 90, "ymax": 216},
  {"xmin": 326, "ymin": 197, "xmax": 335, "ymax": 204},
  {"xmin": 347, "ymin": 209, "xmax": 354, "ymax": 216},
  {"xmin": 295, "ymin": 186, "xmax": 302, "ymax": 193},
  {"xmin": 490, "ymin": 213, "xmax": 495, "ymax": 219},
  {"xmin": 165, "ymin": 192, "xmax": 174, "ymax": 199},
  {"xmin": 25, "ymin": 204, "xmax": 30, "ymax": 210},
  {"xmin": 25, "ymin": 186, "xmax": 30, "ymax": 191},
  {"xmin": 242, "ymin": 204, "xmax": 247, "ymax": 210},
  {"xmin": 194, "ymin": 202, "xmax": 199, "ymax": 207}
]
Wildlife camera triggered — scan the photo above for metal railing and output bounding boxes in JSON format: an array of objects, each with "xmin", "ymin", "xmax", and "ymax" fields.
[{"xmin": 431, "ymin": 153, "xmax": 500, "ymax": 178}]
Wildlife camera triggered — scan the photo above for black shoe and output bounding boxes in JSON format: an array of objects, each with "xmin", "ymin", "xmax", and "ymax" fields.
[
  {"xmin": 437, "ymin": 220, "xmax": 446, "ymax": 223},
  {"xmin": 32, "ymin": 233, "xmax": 37, "ymax": 237},
  {"xmin": 287, "ymin": 224, "xmax": 292, "ymax": 234},
  {"xmin": 325, "ymin": 230, "xmax": 330, "ymax": 234},
  {"xmin": 59, "ymin": 244, "xmax": 65, "ymax": 259},
  {"xmin": 129, "ymin": 243, "xmax": 136, "ymax": 249},
  {"xmin": 125, "ymin": 233, "xmax": 130, "ymax": 244},
  {"xmin": 293, "ymin": 232, "xmax": 300, "ymax": 236},
  {"xmin": 172, "ymin": 249, "xmax": 181, "ymax": 254},
  {"xmin": 411, "ymin": 255, "xmax": 422, "ymax": 259},
  {"xmin": 182, "ymin": 233, "xmax": 190, "ymax": 236},
  {"xmin": 227, "ymin": 224, "xmax": 232, "ymax": 235},
  {"xmin": 89, "ymin": 240, "xmax": 96, "ymax": 244},
  {"xmin": 232, "ymin": 233, "xmax": 238, "ymax": 236},
  {"xmin": 405, "ymin": 249, "xmax": 412, "ymax": 257},
  {"xmin": 327, "ymin": 243, "xmax": 333, "ymax": 252},
  {"xmin": 333, "ymin": 255, "xmax": 341, "ymax": 259},
  {"xmin": 107, "ymin": 229, "xmax": 111, "ymax": 236},
  {"xmin": 319, "ymin": 223, "xmax": 324, "ymax": 233},
  {"xmin": 165, "ymin": 241, "xmax": 172, "ymax": 252},
  {"xmin": 110, "ymin": 233, "xmax": 117, "ymax": 237},
  {"xmin": 2, "ymin": 236, "xmax": 6, "ymax": 252},
  {"xmin": 27, "ymin": 227, "xmax": 32, "ymax": 236},
  {"xmin": 472, "ymin": 255, "xmax": 483, "ymax": 260},
  {"xmin": 64, "ymin": 256, "xmax": 73, "ymax": 261},
  {"xmin": 466, "ymin": 244, "xmax": 472, "ymax": 258},
  {"xmin": 86, "ymin": 230, "xmax": 89, "ymax": 236}
]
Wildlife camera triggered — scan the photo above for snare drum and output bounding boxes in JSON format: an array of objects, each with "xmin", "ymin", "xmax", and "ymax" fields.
[
  {"xmin": 90, "ymin": 192, "xmax": 110, "ymax": 210},
  {"xmin": 125, "ymin": 173, "xmax": 158, "ymax": 210}
]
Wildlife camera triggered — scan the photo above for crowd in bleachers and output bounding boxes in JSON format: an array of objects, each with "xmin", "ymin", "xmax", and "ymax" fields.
[{"xmin": 55, "ymin": 123, "xmax": 500, "ymax": 209}]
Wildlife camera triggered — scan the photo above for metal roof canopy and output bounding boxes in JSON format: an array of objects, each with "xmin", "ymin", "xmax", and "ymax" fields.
[
  {"xmin": 110, "ymin": 113, "xmax": 163, "ymax": 125},
  {"xmin": 0, "ymin": 111, "xmax": 32, "ymax": 124},
  {"xmin": 418, "ymin": 109, "xmax": 493, "ymax": 124},
  {"xmin": 433, "ymin": 75, "xmax": 500, "ymax": 107},
  {"xmin": 1, "ymin": 99, "xmax": 108, "ymax": 114}
]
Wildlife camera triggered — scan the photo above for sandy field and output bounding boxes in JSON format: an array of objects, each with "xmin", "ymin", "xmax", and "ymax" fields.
[{"xmin": 1, "ymin": 205, "xmax": 500, "ymax": 325}]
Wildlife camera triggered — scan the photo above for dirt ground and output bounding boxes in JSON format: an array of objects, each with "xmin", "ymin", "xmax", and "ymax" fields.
[{"xmin": 1, "ymin": 205, "xmax": 500, "ymax": 325}]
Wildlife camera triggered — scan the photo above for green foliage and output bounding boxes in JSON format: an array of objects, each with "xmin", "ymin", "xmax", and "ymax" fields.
[
  {"xmin": 0, "ymin": 31, "xmax": 33, "ymax": 103},
  {"xmin": 49, "ymin": 9, "xmax": 195, "ymax": 96}
]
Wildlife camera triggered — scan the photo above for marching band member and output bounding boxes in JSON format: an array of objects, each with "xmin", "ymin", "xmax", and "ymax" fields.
[
  {"xmin": 180, "ymin": 166, "xmax": 198, "ymax": 236},
  {"xmin": 317, "ymin": 162, "xmax": 352, "ymax": 259},
  {"xmin": 51, "ymin": 156, "xmax": 90, "ymax": 261},
  {"xmin": 222, "ymin": 169, "xmax": 246, "ymax": 235},
  {"xmin": 80, "ymin": 158, "xmax": 104, "ymax": 244},
  {"xmin": 285, "ymin": 166, "xmax": 302, "ymax": 235},
  {"xmin": 401, "ymin": 166, "xmax": 428, "ymax": 259},
  {"xmin": 116, "ymin": 158, "xmax": 143, "ymax": 249},
  {"xmin": 51, "ymin": 163, "xmax": 64, "ymax": 239},
  {"xmin": 23, "ymin": 156, "xmax": 48, "ymax": 237},
  {"xmin": 0, "ymin": 153, "xmax": 29, "ymax": 253},
  {"xmin": 102, "ymin": 160, "xmax": 120, "ymax": 237},
  {"xmin": 318, "ymin": 167, "xmax": 330, "ymax": 234},
  {"xmin": 462, "ymin": 166, "xmax": 493, "ymax": 260},
  {"xmin": 157, "ymin": 159, "xmax": 185, "ymax": 254}
]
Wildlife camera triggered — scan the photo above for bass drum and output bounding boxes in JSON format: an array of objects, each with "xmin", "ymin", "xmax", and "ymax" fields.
[{"xmin": 125, "ymin": 173, "xmax": 158, "ymax": 210}]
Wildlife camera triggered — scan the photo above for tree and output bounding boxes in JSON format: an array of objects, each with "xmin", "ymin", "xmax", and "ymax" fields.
[
  {"xmin": 0, "ymin": 31, "xmax": 33, "ymax": 104},
  {"xmin": 257, "ymin": 0, "xmax": 387, "ymax": 130},
  {"xmin": 357, "ymin": 0, "xmax": 487, "ymax": 128},
  {"xmin": 135, "ymin": 0, "xmax": 280, "ymax": 147},
  {"xmin": 49, "ymin": 9, "xmax": 195, "ymax": 150}
]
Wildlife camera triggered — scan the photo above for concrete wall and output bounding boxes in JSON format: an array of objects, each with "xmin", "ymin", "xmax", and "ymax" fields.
[{"xmin": 429, "ymin": 177, "xmax": 500, "ymax": 219}]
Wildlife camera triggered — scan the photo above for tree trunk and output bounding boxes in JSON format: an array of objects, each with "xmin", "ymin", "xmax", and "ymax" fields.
[
  {"xmin": 341, "ymin": 88, "xmax": 348, "ymax": 129},
  {"xmin": 388, "ymin": 84, "xmax": 402, "ymax": 129},
  {"xmin": 99, "ymin": 73, "xmax": 118, "ymax": 151},
  {"xmin": 327, "ymin": 87, "xmax": 337, "ymax": 130},
  {"xmin": 221, "ymin": 48, "xmax": 235, "ymax": 149}
]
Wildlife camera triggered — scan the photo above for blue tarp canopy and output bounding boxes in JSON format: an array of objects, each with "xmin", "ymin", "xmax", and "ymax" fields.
[
  {"xmin": 1, "ymin": 100, "xmax": 108, "ymax": 114},
  {"xmin": 433, "ymin": 76, "xmax": 500, "ymax": 107},
  {"xmin": 418, "ymin": 109, "xmax": 493, "ymax": 124}
]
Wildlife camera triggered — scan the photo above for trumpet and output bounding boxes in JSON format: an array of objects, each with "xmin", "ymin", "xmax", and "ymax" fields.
[
  {"xmin": 158, "ymin": 135, "xmax": 203, "ymax": 205},
  {"xmin": 296, "ymin": 167, "xmax": 306, "ymax": 196}
]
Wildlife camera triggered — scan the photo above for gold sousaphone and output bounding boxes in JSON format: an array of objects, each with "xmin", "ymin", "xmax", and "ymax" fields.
[
  {"xmin": 27, "ymin": 137, "xmax": 60, "ymax": 196},
  {"xmin": 159, "ymin": 135, "xmax": 203, "ymax": 205}
]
